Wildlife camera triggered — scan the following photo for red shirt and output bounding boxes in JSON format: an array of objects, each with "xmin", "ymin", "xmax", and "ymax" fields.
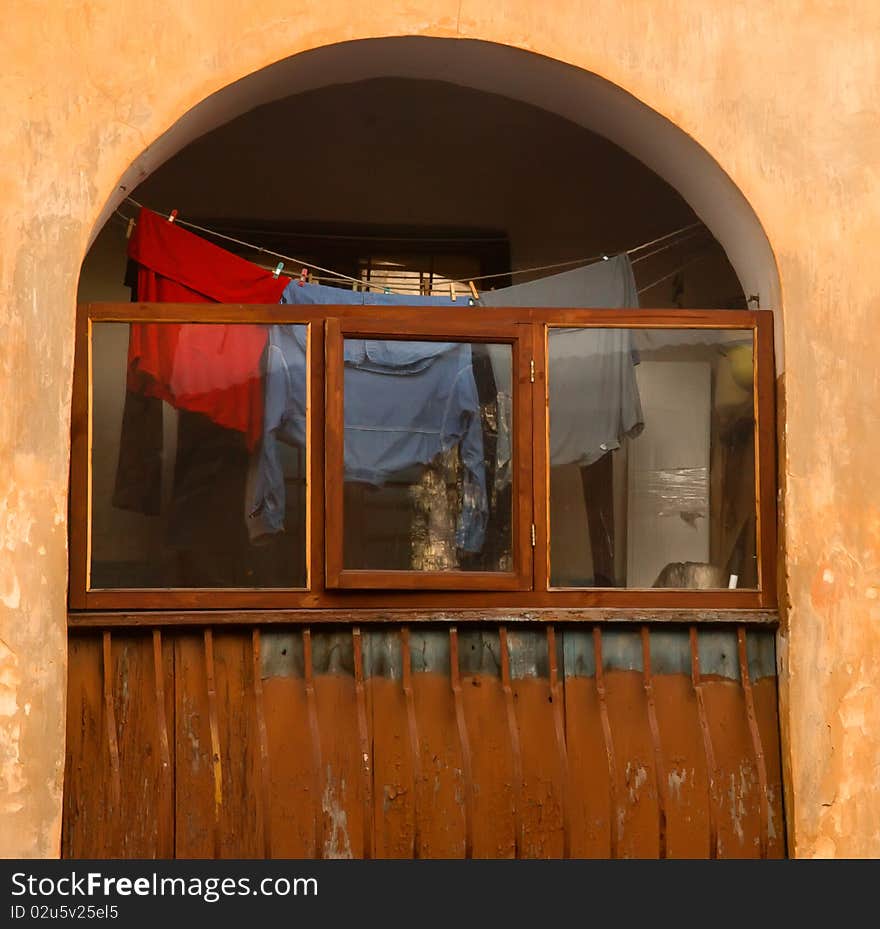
[{"xmin": 126, "ymin": 208, "xmax": 290, "ymax": 450}]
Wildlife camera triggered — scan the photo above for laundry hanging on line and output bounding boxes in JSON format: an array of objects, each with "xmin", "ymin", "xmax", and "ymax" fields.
[{"xmin": 114, "ymin": 207, "xmax": 645, "ymax": 554}]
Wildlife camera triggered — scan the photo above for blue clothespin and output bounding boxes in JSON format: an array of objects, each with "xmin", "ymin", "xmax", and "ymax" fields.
[{"xmin": 272, "ymin": 262, "xmax": 284, "ymax": 279}]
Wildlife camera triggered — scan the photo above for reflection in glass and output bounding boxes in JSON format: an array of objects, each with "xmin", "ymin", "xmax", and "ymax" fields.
[
  {"xmin": 342, "ymin": 339, "xmax": 512, "ymax": 572},
  {"xmin": 90, "ymin": 322, "xmax": 308, "ymax": 589},
  {"xmin": 548, "ymin": 328, "xmax": 756, "ymax": 589}
]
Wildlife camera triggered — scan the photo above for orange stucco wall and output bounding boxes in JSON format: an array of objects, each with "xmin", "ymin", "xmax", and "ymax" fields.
[{"xmin": 2, "ymin": 1, "xmax": 879, "ymax": 858}]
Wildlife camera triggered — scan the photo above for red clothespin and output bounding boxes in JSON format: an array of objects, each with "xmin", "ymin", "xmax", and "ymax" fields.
[
  {"xmin": 125, "ymin": 217, "xmax": 135, "ymax": 239},
  {"xmin": 167, "ymin": 208, "xmax": 178, "ymax": 224},
  {"xmin": 298, "ymin": 267, "xmax": 308, "ymax": 287}
]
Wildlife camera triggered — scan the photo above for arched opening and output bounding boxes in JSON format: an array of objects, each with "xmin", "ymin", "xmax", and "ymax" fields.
[{"xmin": 67, "ymin": 37, "xmax": 784, "ymax": 859}]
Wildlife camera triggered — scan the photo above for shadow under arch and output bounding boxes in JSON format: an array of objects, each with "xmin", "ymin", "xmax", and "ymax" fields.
[{"xmin": 93, "ymin": 36, "xmax": 782, "ymax": 362}]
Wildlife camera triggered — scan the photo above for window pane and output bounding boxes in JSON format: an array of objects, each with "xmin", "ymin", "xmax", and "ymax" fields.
[
  {"xmin": 548, "ymin": 327, "xmax": 756, "ymax": 589},
  {"xmin": 342, "ymin": 338, "xmax": 512, "ymax": 572},
  {"xmin": 90, "ymin": 322, "xmax": 307, "ymax": 589}
]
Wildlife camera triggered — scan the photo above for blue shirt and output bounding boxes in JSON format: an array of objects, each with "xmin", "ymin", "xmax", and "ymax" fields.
[{"xmin": 246, "ymin": 308, "xmax": 487, "ymax": 553}]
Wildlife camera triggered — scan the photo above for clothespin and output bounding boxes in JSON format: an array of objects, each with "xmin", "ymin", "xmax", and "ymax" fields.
[
  {"xmin": 601, "ymin": 253, "xmax": 609, "ymax": 261},
  {"xmin": 468, "ymin": 280, "xmax": 479, "ymax": 301},
  {"xmin": 272, "ymin": 261, "xmax": 284, "ymax": 279},
  {"xmin": 298, "ymin": 267, "xmax": 308, "ymax": 287},
  {"xmin": 167, "ymin": 208, "xmax": 178, "ymax": 224},
  {"xmin": 125, "ymin": 217, "xmax": 135, "ymax": 239},
  {"xmin": 449, "ymin": 282, "xmax": 456, "ymax": 302},
  {"xmin": 384, "ymin": 287, "xmax": 392, "ymax": 295}
]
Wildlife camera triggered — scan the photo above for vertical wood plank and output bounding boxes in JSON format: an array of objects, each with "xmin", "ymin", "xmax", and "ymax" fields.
[
  {"xmin": 508, "ymin": 630, "xmax": 564, "ymax": 858},
  {"xmin": 252, "ymin": 629, "xmax": 273, "ymax": 859},
  {"xmin": 261, "ymin": 630, "xmax": 315, "ymax": 857},
  {"xmin": 449, "ymin": 627, "xmax": 475, "ymax": 858},
  {"xmin": 737, "ymin": 626, "xmax": 770, "ymax": 859},
  {"xmin": 62, "ymin": 634, "xmax": 106, "ymax": 858},
  {"xmin": 410, "ymin": 630, "xmax": 466, "ymax": 858},
  {"xmin": 303, "ymin": 628, "xmax": 324, "ymax": 858},
  {"xmin": 153, "ymin": 630, "xmax": 173, "ymax": 859},
  {"xmin": 498, "ymin": 625, "xmax": 524, "ymax": 856},
  {"xmin": 102, "ymin": 631, "xmax": 121, "ymax": 820},
  {"xmin": 562, "ymin": 631, "xmax": 613, "ymax": 857},
  {"xmin": 547, "ymin": 625, "xmax": 571, "ymax": 859},
  {"xmin": 593, "ymin": 627, "xmax": 618, "ymax": 859},
  {"xmin": 203, "ymin": 629, "xmax": 223, "ymax": 858},
  {"xmin": 649, "ymin": 629, "xmax": 711, "ymax": 858},
  {"xmin": 352, "ymin": 627, "xmax": 374, "ymax": 859},
  {"xmin": 401, "ymin": 627, "xmax": 422, "ymax": 858},
  {"xmin": 312, "ymin": 630, "xmax": 363, "ymax": 858},
  {"xmin": 690, "ymin": 625, "xmax": 719, "ymax": 858},
  {"xmin": 641, "ymin": 626, "xmax": 668, "ymax": 859}
]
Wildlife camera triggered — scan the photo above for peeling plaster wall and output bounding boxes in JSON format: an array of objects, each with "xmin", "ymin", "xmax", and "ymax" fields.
[{"xmin": 1, "ymin": 1, "xmax": 879, "ymax": 858}]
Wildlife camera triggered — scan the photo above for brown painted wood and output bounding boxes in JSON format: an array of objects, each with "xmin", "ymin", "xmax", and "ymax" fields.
[
  {"xmin": 70, "ymin": 606, "xmax": 779, "ymax": 626},
  {"xmin": 411, "ymin": 664, "xmax": 466, "ymax": 858},
  {"xmin": 592, "ymin": 627, "xmax": 619, "ymax": 858},
  {"xmin": 214, "ymin": 631, "xmax": 264, "ymax": 857},
  {"xmin": 302, "ymin": 629, "xmax": 324, "ymax": 857},
  {"xmin": 62, "ymin": 635, "xmax": 109, "ymax": 857},
  {"xmin": 77, "ymin": 589, "xmax": 772, "ymax": 610},
  {"xmin": 85, "ymin": 302, "xmax": 760, "ymax": 328},
  {"xmin": 562, "ymin": 653, "xmax": 613, "ymax": 857},
  {"xmin": 64, "ymin": 623, "xmax": 785, "ymax": 860},
  {"xmin": 152, "ymin": 630, "xmax": 174, "ymax": 859},
  {"xmin": 261, "ymin": 647, "xmax": 315, "ymax": 858},
  {"xmin": 737, "ymin": 627, "xmax": 770, "ymax": 858},
  {"xmin": 312, "ymin": 635, "xmax": 365, "ymax": 858},
  {"xmin": 641, "ymin": 627, "xmax": 668, "ymax": 859},
  {"xmin": 498, "ymin": 626, "xmax": 524, "ymax": 856},
  {"xmin": 366, "ymin": 644, "xmax": 415, "ymax": 859},
  {"xmin": 752, "ymin": 673, "xmax": 786, "ymax": 858},
  {"xmin": 449, "ymin": 627, "xmax": 476, "ymax": 858},
  {"xmin": 75, "ymin": 303, "xmax": 775, "ymax": 609},
  {"xmin": 102, "ymin": 632, "xmax": 121, "ymax": 812},
  {"xmin": 690, "ymin": 626, "xmax": 721, "ymax": 858},
  {"xmin": 603, "ymin": 665, "xmax": 662, "ymax": 859},
  {"xmin": 700, "ymin": 667, "xmax": 763, "ymax": 858},
  {"xmin": 307, "ymin": 321, "xmax": 326, "ymax": 597},
  {"xmin": 531, "ymin": 322, "xmax": 550, "ymax": 592},
  {"xmin": 251, "ymin": 630, "xmax": 273, "ymax": 859},
  {"xmin": 400, "ymin": 627, "xmax": 422, "ymax": 858},
  {"xmin": 173, "ymin": 634, "xmax": 214, "ymax": 857},
  {"xmin": 351, "ymin": 628, "xmax": 375, "ymax": 859},
  {"xmin": 547, "ymin": 626, "xmax": 571, "ymax": 858},
  {"xmin": 202, "ymin": 630, "xmax": 223, "ymax": 857},
  {"xmin": 326, "ymin": 317, "xmax": 532, "ymax": 591},
  {"xmin": 108, "ymin": 632, "xmax": 172, "ymax": 857}
]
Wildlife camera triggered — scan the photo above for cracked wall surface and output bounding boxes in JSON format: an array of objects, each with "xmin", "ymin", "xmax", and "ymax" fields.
[{"xmin": 1, "ymin": 0, "xmax": 879, "ymax": 858}]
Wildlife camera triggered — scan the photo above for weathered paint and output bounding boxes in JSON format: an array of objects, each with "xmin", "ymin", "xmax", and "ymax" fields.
[
  {"xmin": 62, "ymin": 625, "xmax": 783, "ymax": 858},
  {"xmin": 3, "ymin": 2, "xmax": 880, "ymax": 857}
]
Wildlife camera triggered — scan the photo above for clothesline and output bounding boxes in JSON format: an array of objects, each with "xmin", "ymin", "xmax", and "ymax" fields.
[{"xmin": 115, "ymin": 196, "xmax": 708, "ymax": 295}]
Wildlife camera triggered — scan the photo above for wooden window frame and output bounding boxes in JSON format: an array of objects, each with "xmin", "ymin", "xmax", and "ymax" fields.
[
  {"xmin": 324, "ymin": 315, "xmax": 534, "ymax": 591},
  {"xmin": 69, "ymin": 303, "xmax": 777, "ymax": 613}
]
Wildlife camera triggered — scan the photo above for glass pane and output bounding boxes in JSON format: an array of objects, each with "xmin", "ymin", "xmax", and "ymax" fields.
[
  {"xmin": 90, "ymin": 322, "xmax": 307, "ymax": 588},
  {"xmin": 342, "ymin": 338, "xmax": 512, "ymax": 572},
  {"xmin": 548, "ymin": 327, "xmax": 756, "ymax": 589}
]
